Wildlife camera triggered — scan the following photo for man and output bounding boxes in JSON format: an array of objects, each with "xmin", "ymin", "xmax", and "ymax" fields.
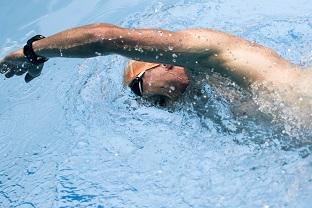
[{"xmin": 0, "ymin": 23, "xmax": 310, "ymax": 105}]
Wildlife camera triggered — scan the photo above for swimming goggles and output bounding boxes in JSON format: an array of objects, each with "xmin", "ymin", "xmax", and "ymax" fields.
[{"xmin": 128, "ymin": 64, "xmax": 161, "ymax": 96}]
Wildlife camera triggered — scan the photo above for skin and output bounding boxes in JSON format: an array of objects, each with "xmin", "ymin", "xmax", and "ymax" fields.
[
  {"xmin": 139, "ymin": 64, "xmax": 190, "ymax": 100},
  {"xmin": 0, "ymin": 23, "xmax": 310, "ymax": 95}
]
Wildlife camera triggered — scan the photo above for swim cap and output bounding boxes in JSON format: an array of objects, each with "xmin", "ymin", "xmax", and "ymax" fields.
[{"xmin": 123, "ymin": 60, "xmax": 160, "ymax": 86}]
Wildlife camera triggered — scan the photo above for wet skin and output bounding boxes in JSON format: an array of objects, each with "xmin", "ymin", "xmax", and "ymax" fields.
[{"xmin": 0, "ymin": 23, "xmax": 311, "ymax": 100}]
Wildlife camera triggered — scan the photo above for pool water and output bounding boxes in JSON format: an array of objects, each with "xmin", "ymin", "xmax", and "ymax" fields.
[{"xmin": 1, "ymin": 0, "xmax": 312, "ymax": 207}]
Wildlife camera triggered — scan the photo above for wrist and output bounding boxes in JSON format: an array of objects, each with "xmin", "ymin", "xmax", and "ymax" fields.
[{"xmin": 23, "ymin": 35, "xmax": 49, "ymax": 65}]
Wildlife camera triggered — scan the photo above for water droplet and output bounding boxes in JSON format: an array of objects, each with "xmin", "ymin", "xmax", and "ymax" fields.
[
  {"xmin": 172, "ymin": 53, "xmax": 178, "ymax": 58},
  {"xmin": 169, "ymin": 86, "xmax": 176, "ymax": 91},
  {"xmin": 134, "ymin": 45, "xmax": 144, "ymax": 53},
  {"xmin": 172, "ymin": 59, "xmax": 176, "ymax": 63},
  {"xmin": 168, "ymin": 46, "xmax": 174, "ymax": 51},
  {"xmin": 155, "ymin": 55, "xmax": 159, "ymax": 59},
  {"xmin": 95, "ymin": 52, "xmax": 102, "ymax": 56},
  {"xmin": 159, "ymin": 53, "xmax": 163, "ymax": 56},
  {"xmin": 214, "ymin": 54, "xmax": 218, "ymax": 57}
]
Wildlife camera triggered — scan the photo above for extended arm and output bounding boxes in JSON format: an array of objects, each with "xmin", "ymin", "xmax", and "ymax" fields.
[{"xmin": 0, "ymin": 23, "xmax": 296, "ymax": 84}]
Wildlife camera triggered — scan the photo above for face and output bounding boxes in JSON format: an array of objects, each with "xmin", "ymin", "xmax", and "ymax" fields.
[{"xmin": 141, "ymin": 64, "xmax": 190, "ymax": 100}]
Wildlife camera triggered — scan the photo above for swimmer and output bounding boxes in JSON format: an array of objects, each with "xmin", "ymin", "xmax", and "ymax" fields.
[{"xmin": 0, "ymin": 23, "xmax": 311, "ymax": 106}]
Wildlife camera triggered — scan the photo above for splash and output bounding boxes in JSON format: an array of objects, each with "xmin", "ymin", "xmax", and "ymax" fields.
[{"xmin": 251, "ymin": 73, "xmax": 312, "ymax": 145}]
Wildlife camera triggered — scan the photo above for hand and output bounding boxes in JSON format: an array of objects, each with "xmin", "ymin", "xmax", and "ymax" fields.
[{"xmin": 0, "ymin": 49, "xmax": 44, "ymax": 83}]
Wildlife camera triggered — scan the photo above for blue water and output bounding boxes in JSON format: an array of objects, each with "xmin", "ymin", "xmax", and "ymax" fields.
[{"xmin": 1, "ymin": 0, "xmax": 312, "ymax": 207}]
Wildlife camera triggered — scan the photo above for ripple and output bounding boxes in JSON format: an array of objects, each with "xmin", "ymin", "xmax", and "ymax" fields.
[{"xmin": 1, "ymin": 0, "xmax": 312, "ymax": 207}]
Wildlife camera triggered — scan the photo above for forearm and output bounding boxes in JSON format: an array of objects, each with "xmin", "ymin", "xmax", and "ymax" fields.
[{"xmin": 32, "ymin": 23, "xmax": 117, "ymax": 58}]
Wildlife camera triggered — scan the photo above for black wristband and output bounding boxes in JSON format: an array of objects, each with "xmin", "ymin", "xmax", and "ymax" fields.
[{"xmin": 23, "ymin": 35, "xmax": 49, "ymax": 65}]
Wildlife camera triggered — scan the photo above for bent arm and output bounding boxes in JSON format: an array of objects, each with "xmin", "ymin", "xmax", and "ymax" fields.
[
  {"xmin": 2, "ymin": 23, "xmax": 296, "ymax": 84},
  {"xmin": 33, "ymin": 23, "xmax": 296, "ymax": 82}
]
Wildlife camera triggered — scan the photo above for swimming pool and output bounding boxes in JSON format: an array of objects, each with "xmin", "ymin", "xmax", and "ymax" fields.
[{"xmin": 0, "ymin": 0, "xmax": 312, "ymax": 207}]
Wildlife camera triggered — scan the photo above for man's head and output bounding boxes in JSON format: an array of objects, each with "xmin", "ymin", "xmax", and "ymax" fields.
[{"xmin": 124, "ymin": 60, "xmax": 190, "ymax": 100}]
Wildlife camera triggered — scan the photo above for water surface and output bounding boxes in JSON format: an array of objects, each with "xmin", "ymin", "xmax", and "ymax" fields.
[{"xmin": 0, "ymin": 0, "xmax": 312, "ymax": 207}]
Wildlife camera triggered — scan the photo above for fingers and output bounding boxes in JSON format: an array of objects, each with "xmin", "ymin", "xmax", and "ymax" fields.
[
  {"xmin": 24, "ymin": 65, "xmax": 43, "ymax": 83},
  {"xmin": 24, "ymin": 73, "xmax": 35, "ymax": 83},
  {"xmin": 15, "ymin": 69, "xmax": 26, "ymax": 76},
  {"xmin": 1, "ymin": 60, "xmax": 44, "ymax": 82},
  {"xmin": 0, "ymin": 63, "xmax": 10, "ymax": 74},
  {"xmin": 3, "ymin": 65, "xmax": 25, "ymax": 78},
  {"xmin": 5, "ymin": 69, "xmax": 15, "ymax": 78},
  {"xmin": 27, "ymin": 65, "xmax": 43, "ymax": 78}
]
